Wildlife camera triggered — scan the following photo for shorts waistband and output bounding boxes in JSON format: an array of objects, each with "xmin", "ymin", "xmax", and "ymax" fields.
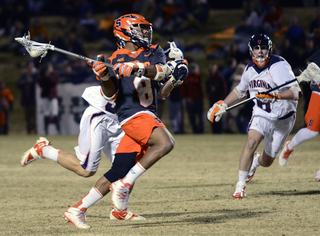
[{"xmin": 279, "ymin": 111, "xmax": 295, "ymax": 120}]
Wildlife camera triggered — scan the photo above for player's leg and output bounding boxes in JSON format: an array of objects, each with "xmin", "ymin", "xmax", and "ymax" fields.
[
  {"xmin": 111, "ymin": 114, "xmax": 174, "ymax": 210},
  {"xmin": 279, "ymin": 93, "xmax": 320, "ymax": 166},
  {"xmin": 233, "ymin": 129, "xmax": 263, "ymax": 198}
]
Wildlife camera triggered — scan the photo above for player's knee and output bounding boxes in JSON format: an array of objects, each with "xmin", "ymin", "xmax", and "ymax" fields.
[
  {"xmin": 104, "ymin": 153, "xmax": 136, "ymax": 182},
  {"xmin": 77, "ymin": 169, "xmax": 96, "ymax": 178},
  {"xmin": 247, "ymin": 138, "xmax": 257, "ymax": 150}
]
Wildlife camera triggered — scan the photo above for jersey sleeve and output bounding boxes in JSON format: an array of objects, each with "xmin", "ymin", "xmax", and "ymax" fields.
[{"xmin": 270, "ymin": 61, "xmax": 297, "ymax": 90}]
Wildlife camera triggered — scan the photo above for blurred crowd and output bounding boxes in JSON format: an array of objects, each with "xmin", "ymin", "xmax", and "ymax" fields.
[{"xmin": 0, "ymin": 0, "xmax": 319, "ymax": 134}]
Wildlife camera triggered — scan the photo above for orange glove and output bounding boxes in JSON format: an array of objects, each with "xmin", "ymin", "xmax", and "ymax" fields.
[
  {"xmin": 113, "ymin": 62, "xmax": 145, "ymax": 78},
  {"xmin": 256, "ymin": 91, "xmax": 280, "ymax": 103},
  {"xmin": 206, "ymin": 100, "xmax": 227, "ymax": 123}
]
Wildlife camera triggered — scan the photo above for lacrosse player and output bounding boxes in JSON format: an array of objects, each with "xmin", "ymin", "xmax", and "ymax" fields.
[
  {"xmin": 279, "ymin": 49, "xmax": 320, "ymax": 181},
  {"xmin": 21, "ymin": 85, "xmax": 148, "ymax": 227},
  {"xmin": 59, "ymin": 13, "xmax": 188, "ymax": 228},
  {"xmin": 207, "ymin": 34, "xmax": 302, "ymax": 198}
]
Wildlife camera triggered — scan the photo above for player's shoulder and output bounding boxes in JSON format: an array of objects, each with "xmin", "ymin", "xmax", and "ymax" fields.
[{"xmin": 268, "ymin": 55, "xmax": 286, "ymax": 67}]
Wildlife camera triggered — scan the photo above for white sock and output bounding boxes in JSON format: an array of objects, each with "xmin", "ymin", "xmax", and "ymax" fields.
[
  {"xmin": 289, "ymin": 128, "xmax": 319, "ymax": 150},
  {"xmin": 122, "ymin": 162, "xmax": 146, "ymax": 186},
  {"xmin": 239, "ymin": 170, "xmax": 248, "ymax": 183},
  {"xmin": 74, "ymin": 187, "xmax": 103, "ymax": 212},
  {"xmin": 42, "ymin": 146, "xmax": 60, "ymax": 162}
]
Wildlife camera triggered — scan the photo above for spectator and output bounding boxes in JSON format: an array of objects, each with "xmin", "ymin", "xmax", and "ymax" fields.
[
  {"xmin": 247, "ymin": 3, "xmax": 267, "ymax": 33},
  {"xmin": 221, "ymin": 57, "xmax": 238, "ymax": 93},
  {"xmin": 180, "ymin": 61, "xmax": 204, "ymax": 134},
  {"xmin": 206, "ymin": 64, "xmax": 228, "ymax": 133},
  {"xmin": 17, "ymin": 61, "xmax": 37, "ymax": 134},
  {"xmin": 262, "ymin": 1, "xmax": 283, "ymax": 37},
  {"xmin": 280, "ymin": 38, "xmax": 300, "ymax": 74},
  {"xmin": 66, "ymin": 32, "xmax": 87, "ymax": 56},
  {"xmin": 233, "ymin": 16, "xmax": 256, "ymax": 56},
  {"xmin": 285, "ymin": 16, "xmax": 305, "ymax": 49},
  {"xmin": 79, "ymin": 11, "xmax": 98, "ymax": 42},
  {"xmin": 0, "ymin": 79, "xmax": 14, "ymax": 135},
  {"xmin": 168, "ymin": 87, "xmax": 184, "ymax": 134},
  {"xmin": 29, "ymin": 18, "xmax": 50, "ymax": 42},
  {"xmin": 309, "ymin": 9, "xmax": 320, "ymax": 47},
  {"xmin": 38, "ymin": 63, "xmax": 60, "ymax": 135}
]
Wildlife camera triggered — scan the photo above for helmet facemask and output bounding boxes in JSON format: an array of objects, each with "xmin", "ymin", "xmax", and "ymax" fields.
[
  {"xmin": 248, "ymin": 34, "xmax": 272, "ymax": 67},
  {"xmin": 128, "ymin": 21, "xmax": 152, "ymax": 49}
]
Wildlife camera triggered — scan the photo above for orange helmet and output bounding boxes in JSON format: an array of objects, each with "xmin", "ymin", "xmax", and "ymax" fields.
[{"xmin": 114, "ymin": 14, "xmax": 152, "ymax": 49}]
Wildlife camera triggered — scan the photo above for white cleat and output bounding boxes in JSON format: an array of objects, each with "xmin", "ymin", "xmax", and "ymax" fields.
[
  {"xmin": 246, "ymin": 152, "xmax": 260, "ymax": 183},
  {"xmin": 63, "ymin": 206, "xmax": 90, "ymax": 229},
  {"xmin": 110, "ymin": 208, "xmax": 146, "ymax": 220},
  {"xmin": 110, "ymin": 179, "xmax": 132, "ymax": 211},
  {"xmin": 20, "ymin": 137, "xmax": 52, "ymax": 166},
  {"xmin": 315, "ymin": 168, "xmax": 320, "ymax": 182},
  {"xmin": 232, "ymin": 181, "xmax": 246, "ymax": 199},
  {"xmin": 279, "ymin": 141, "xmax": 294, "ymax": 167}
]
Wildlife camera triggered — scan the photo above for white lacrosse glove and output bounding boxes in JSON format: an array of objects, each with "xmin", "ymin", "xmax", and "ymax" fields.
[
  {"xmin": 113, "ymin": 62, "xmax": 145, "ymax": 78},
  {"xmin": 167, "ymin": 59, "xmax": 189, "ymax": 87},
  {"xmin": 207, "ymin": 100, "xmax": 227, "ymax": 123},
  {"xmin": 255, "ymin": 90, "xmax": 280, "ymax": 103}
]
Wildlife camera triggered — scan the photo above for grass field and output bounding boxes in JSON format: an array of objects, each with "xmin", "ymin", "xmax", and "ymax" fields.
[{"xmin": 1, "ymin": 134, "xmax": 320, "ymax": 236}]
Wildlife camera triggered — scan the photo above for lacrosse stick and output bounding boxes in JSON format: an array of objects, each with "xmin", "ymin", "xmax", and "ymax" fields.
[
  {"xmin": 164, "ymin": 41, "xmax": 184, "ymax": 60},
  {"xmin": 215, "ymin": 62, "xmax": 320, "ymax": 116},
  {"xmin": 15, "ymin": 32, "xmax": 113, "ymax": 68}
]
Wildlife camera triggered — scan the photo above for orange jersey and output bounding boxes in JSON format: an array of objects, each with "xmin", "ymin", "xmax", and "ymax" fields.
[{"xmin": 305, "ymin": 92, "xmax": 320, "ymax": 132}]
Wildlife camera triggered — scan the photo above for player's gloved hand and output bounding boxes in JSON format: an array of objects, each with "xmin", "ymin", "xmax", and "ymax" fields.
[
  {"xmin": 256, "ymin": 91, "xmax": 280, "ymax": 103},
  {"xmin": 168, "ymin": 60, "xmax": 189, "ymax": 87},
  {"xmin": 166, "ymin": 59, "xmax": 188, "ymax": 74},
  {"xmin": 206, "ymin": 100, "xmax": 227, "ymax": 123},
  {"xmin": 87, "ymin": 54, "xmax": 110, "ymax": 81},
  {"xmin": 113, "ymin": 62, "xmax": 145, "ymax": 78}
]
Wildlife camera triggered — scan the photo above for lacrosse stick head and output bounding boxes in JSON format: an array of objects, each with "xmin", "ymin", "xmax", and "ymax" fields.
[
  {"xmin": 15, "ymin": 32, "xmax": 50, "ymax": 61},
  {"xmin": 296, "ymin": 62, "xmax": 320, "ymax": 83},
  {"xmin": 164, "ymin": 41, "xmax": 184, "ymax": 60}
]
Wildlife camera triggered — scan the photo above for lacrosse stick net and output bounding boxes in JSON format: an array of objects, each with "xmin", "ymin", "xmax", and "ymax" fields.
[{"xmin": 15, "ymin": 32, "xmax": 50, "ymax": 62}]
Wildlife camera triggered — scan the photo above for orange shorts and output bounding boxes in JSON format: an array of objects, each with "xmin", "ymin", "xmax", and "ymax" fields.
[
  {"xmin": 305, "ymin": 92, "xmax": 320, "ymax": 132},
  {"xmin": 116, "ymin": 113, "xmax": 166, "ymax": 160}
]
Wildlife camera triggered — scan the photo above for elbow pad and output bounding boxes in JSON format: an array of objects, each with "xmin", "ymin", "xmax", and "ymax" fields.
[
  {"xmin": 154, "ymin": 64, "xmax": 169, "ymax": 81},
  {"xmin": 233, "ymin": 86, "xmax": 246, "ymax": 99},
  {"xmin": 289, "ymin": 86, "xmax": 303, "ymax": 101}
]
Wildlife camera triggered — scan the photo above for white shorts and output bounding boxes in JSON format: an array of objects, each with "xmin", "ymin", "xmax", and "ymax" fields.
[
  {"xmin": 249, "ymin": 114, "xmax": 296, "ymax": 158},
  {"xmin": 41, "ymin": 98, "xmax": 59, "ymax": 117},
  {"xmin": 74, "ymin": 105, "xmax": 124, "ymax": 172}
]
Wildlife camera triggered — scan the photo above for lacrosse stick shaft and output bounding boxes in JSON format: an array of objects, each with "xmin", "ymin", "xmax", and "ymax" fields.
[
  {"xmin": 52, "ymin": 47, "xmax": 113, "ymax": 68},
  {"xmin": 215, "ymin": 78, "xmax": 298, "ymax": 116}
]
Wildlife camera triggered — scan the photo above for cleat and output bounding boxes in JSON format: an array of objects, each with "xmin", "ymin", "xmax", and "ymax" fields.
[
  {"xmin": 279, "ymin": 141, "xmax": 294, "ymax": 167},
  {"xmin": 20, "ymin": 137, "xmax": 52, "ymax": 166},
  {"xmin": 63, "ymin": 206, "xmax": 90, "ymax": 229},
  {"xmin": 110, "ymin": 208, "xmax": 146, "ymax": 220},
  {"xmin": 246, "ymin": 152, "xmax": 260, "ymax": 183},
  {"xmin": 232, "ymin": 181, "xmax": 246, "ymax": 199},
  {"xmin": 110, "ymin": 179, "xmax": 132, "ymax": 211},
  {"xmin": 315, "ymin": 169, "xmax": 320, "ymax": 182}
]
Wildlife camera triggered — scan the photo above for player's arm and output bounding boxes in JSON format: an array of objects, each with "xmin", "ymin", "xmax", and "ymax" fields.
[{"xmin": 256, "ymin": 85, "xmax": 302, "ymax": 103}]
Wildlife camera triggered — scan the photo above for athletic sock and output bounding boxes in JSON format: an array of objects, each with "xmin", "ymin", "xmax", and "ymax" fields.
[
  {"xmin": 239, "ymin": 170, "xmax": 248, "ymax": 183},
  {"xmin": 74, "ymin": 187, "xmax": 103, "ymax": 212},
  {"xmin": 42, "ymin": 145, "xmax": 61, "ymax": 162},
  {"xmin": 122, "ymin": 162, "xmax": 146, "ymax": 186}
]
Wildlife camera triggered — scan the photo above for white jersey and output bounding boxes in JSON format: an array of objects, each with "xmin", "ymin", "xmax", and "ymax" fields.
[
  {"xmin": 238, "ymin": 55, "xmax": 298, "ymax": 120},
  {"xmin": 81, "ymin": 86, "xmax": 118, "ymax": 120},
  {"xmin": 75, "ymin": 86, "xmax": 124, "ymax": 172}
]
